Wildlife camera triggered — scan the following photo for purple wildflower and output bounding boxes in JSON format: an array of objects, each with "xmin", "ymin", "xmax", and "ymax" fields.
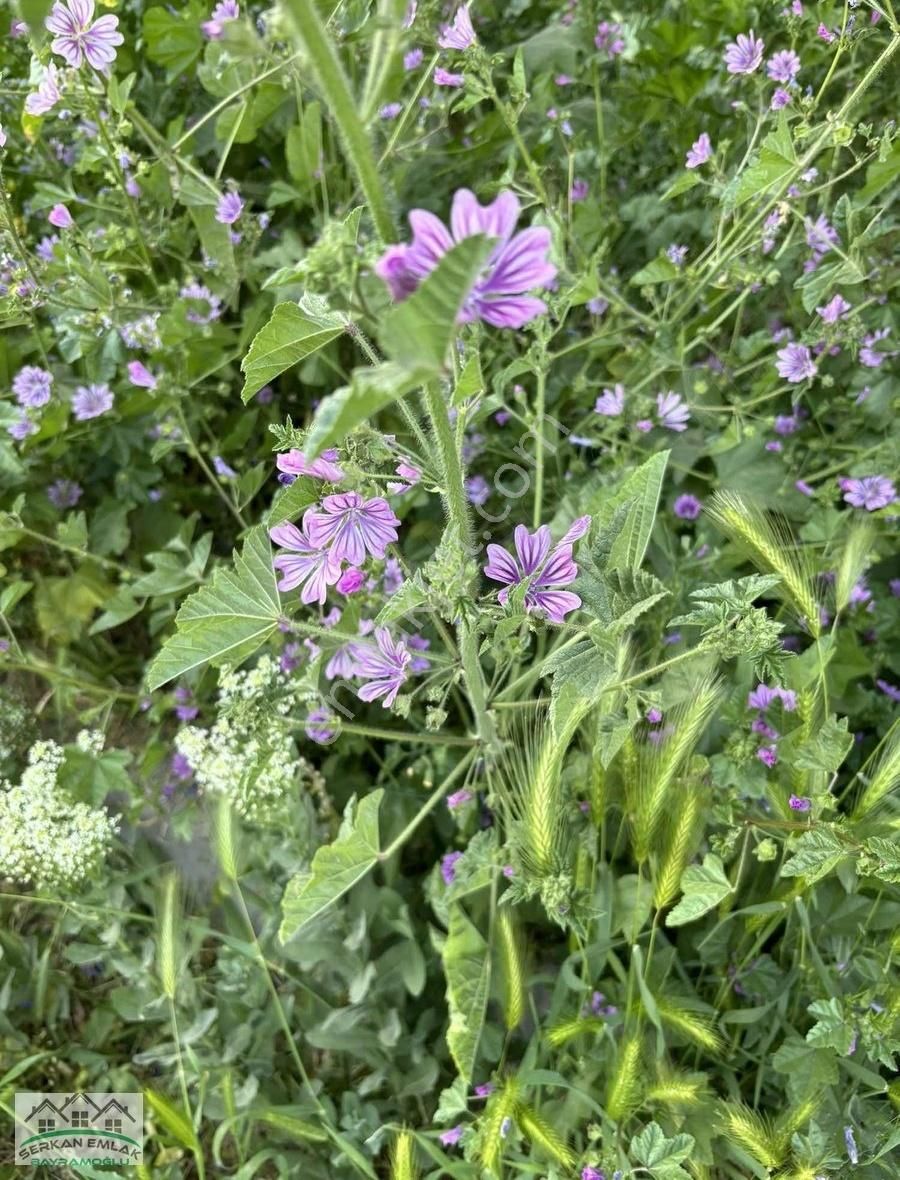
[
  {"xmin": 305, "ymin": 707, "xmax": 337, "ymax": 744},
  {"xmin": 795, "ymin": 479, "xmax": 814, "ymax": 496},
  {"xmin": 72, "ymin": 382, "xmax": 113, "ymax": 420},
  {"xmin": 379, "ymin": 102, "xmax": 402, "ymax": 120},
  {"xmin": 484, "ymin": 524, "xmax": 582, "ymax": 624},
  {"xmin": 805, "ymin": 214, "xmax": 838, "ymax": 258},
  {"xmin": 674, "ymin": 493, "xmax": 702, "ymax": 520},
  {"xmin": 352, "ymin": 627, "xmax": 411, "ymax": 707},
  {"xmin": 685, "ymin": 132, "xmax": 712, "ymax": 168},
  {"xmin": 213, "ymin": 456, "xmax": 236, "ymax": 478},
  {"xmin": 582, "ymin": 1168, "xmax": 606, "ymax": 1180},
  {"xmin": 434, "ymin": 67, "xmax": 465, "ymax": 87},
  {"xmin": 48, "ymin": 203, "xmax": 73, "ymax": 229},
  {"xmin": 337, "ymin": 568, "xmax": 366, "ymax": 596},
  {"xmin": 441, "ymin": 850, "xmax": 463, "ymax": 885},
  {"xmin": 277, "ymin": 448, "xmax": 345, "ymax": 483},
  {"xmin": 474, "ymin": 1083, "xmax": 494, "ymax": 1097},
  {"xmin": 757, "ymin": 745, "xmax": 778, "ymax": 768},
  {"xmin": 202, "ymin": 0, "xmax": 239, "ymax": 39},
  {"xmin": 890, "ymin": 579, "xmax": 900, "ymax": 598},
  {"xmin": 775, "ymin": 343, "xmax": 817, "ymax": 382},
  {"xmin": 748, "ymin": 684, "xmax": 780, "ymax": 710},
  {"xmin": 270, "ymin": 521, "xmax": 342, "ymax": 604},
  {"xmin": 127, "ymin": 360, "xmax": 158, "ymax": 389},
  {"xmin": 595, "ymin": 384, "xmax": 625, "ymax": 416},
  {"xmin": 404, "ymin": 47, "xmax": 423, "ymax": 70},
  {"xmin": 375, "ymin": 188, "xmax": 556, "ymax": 329},
  {"xmin": 656, "ymin": 390, "xmax": 691, "ymax": 431},
  {"xmin": 180, "ymin": 282, "xmax": 222, "ymax": 324},
  {"xmin": 842, "ymin": 476, "xmax": 895, "ymax": 511},
  {"xmin": 46, "ymin": 0, "xmax": 123, "ymax": 69},
  {"xmin": 667, "ymin": 243, "xmax": 688, "ymax": 266},
  {"xmin": 876, "ymin": 679, "xmax": 900, "ymax": 703},
  {"xmin": 594, "ymin": 21, "xmax": 624, "ymax": 57},
  {"xmin": 47, "ymin": 478, "xmax": 82, "ymax": 508},
  {"xmin": 13, "ymin": 366, "xmax": 53, "ymax": 409},
  {"xmin": 387, "ymin": 461, "xmax": 421, "ymax": 494},
  {"xmin": 860, "ymin": 328, "xmax": 892, "ymax": 368},
  {"xmin": 36, "ymin": 235, "xmax": 59, "ymax": 261},
  {"xmin": 304, "ymin": 492, "xmax": 400, "ymax": 566},
  {"xmin": 767, "ymin": 49, "xmax": 800, "ymax": 82},
  {"xmin": 8, "ymin": 415, "xmax": 38, "ymax": 441},
  {"xmin": 173, "ymin": 686, "xmax": 198, "ymax": 722},
  {"xmin": 646, "ymin": 708, "xmax": 663, "ymax": 724},
  {"xmin": 817, "ymin": 293, "xmax": 851, "ymax": 323},
  {"xmin": 25, "ymin": 65, "xmax": 62, "ymax": 116},
  {"xmin": 216, "ymin": 191, "xmax": 244, "ymax": 225},
  {"xmin": 466, "ymin": 475, "xmax": 490, "ymax": 505},
  {"xmin": 439, "ymin": 1125, "xmax": 463, "ymax": 1147},
  {"xmin": 724, "ymin": 30, "xmax": 764, "ymax": 74},
  {"xmin": 771, "ymin": 88, "xmax": 792, "ymax": 109},
  {"xmin": 844, "ymin": 1126, "xmax": 858, "ymax": 1166},
  {"xmin": 587, "ymin": 296, "xmax": 609, "ymax": 315},
  {"xmin": 789, "ymin": 794, "xmax": 811, "ymax": 812},
  {"xmin": 817, "ymin": 23, "xmax": 835, "ymax": 42},
  {"xmin": 438, "ymin": 6, "xmax": 476, "ymax": 49},
  {"xmin": 774, "ymin": 414, "xmax": 798, "ymax": 435},
  {"xmin": 570, "ymin": 179, "xmax": 589, "ymax": 201}
]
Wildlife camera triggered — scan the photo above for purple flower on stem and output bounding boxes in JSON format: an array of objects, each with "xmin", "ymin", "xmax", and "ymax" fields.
[
  {"xmin": 757, "ymin": 745, "xmax": 778, "ymax": 768},
  {"xmin": 805, "ymin": 215, "xmax": 838, "ymax": 258},
  {"xmin": 789, "ymin": 794, "xmax": 811, "ymax": 812},
  {"xmin": 674, "ymin": 493, "xmax": 702, "ymax": 520},
  {"xmin": 724, "ymin": 30, "xmax": 764, "ymax": 74},
  {"xmin": 379, "ymin": 102, "xmax": 402, "ymax": 120},
  {"xmin": 47, "ymin": 478, "xmax": 82, "ymax": 508},
  {"xmin": 127, "ymin": 360, "xmax": 158, "ymax": 389},
  {"xmin": 404, "ymin": 47, "xmax": 423, "ymax": 70},
  {"xmin": 767, "ymin": 49, "xmax": 800, "ymax": 82},
  {"xmin": 276, "ymin": 448, "xmax": 345, "ymax": 483},
  {"xmin": 582, "ymin": 1168, "xmax": 606, "ymax": 1180},
  {"xmin": 595, "ymin": 21, "xmax": 624, "ymax": 57},
  {"xmin": 304, "ymin": 492, "xmax": 400, "ymax": 566},
  {"xmin": 25, "ymin": 65, "xmax": 62, "ymax": 116},
  {"xmin": 685, "ymin": 132, "xmax": 712, "ymax": 169},
  {"xmin": 434, "ymin": 67, "xmax": 465, "ymax": 87},
  {"xmin": 484, "ymin": 524, "xmax": 582, "ymax": 624},
  {"xmin": 570, "ymin": 179, "xmax": 589, "ymax": 202},
  {"xmin": 46, "ymin": 0, "xmax": 123, "ymax": 69},
  {"xmin": 305, "ymin": 707, "xmax": 337, "ymax": 744},
  {"xmin": 439, "ymin": 1125, "xmax": 463, "ymax": 1147},
  {"xmin": 270, "ymin": 521, "xmax": 342, "ymax": 604},
  {"xmin": 72, "ymin": 383, "xmax": 113, "ymax": 420},
  {"xmin": 876, "ymin": 679, "xmax": 900, "ymax": 703},
  {"xmin": 48, "ymin": 203, "xmax": 73, "ymax": 229},
  {"xmin": 594, "ymin": 384, "xmax": 624, "ymax": 416},
  {"xmin": 375, "ymin": 188, "xmax": 556, "ymax": 329},
  {"xmin": 213, "ymin": 455, "xmax": 236, "ymax": 478},
  {"xmin": 775, "ymin": 343, "xmax": 817, "ymax": 383},
  {"xmin": 173, "ymin": 686, "xmax": 198, "ymax": 722},
  {"xmin": 842, "ymin": 476, "xmax": 895, "ymax": 511},
  {"xmin": 202, "ymin": 0, "xmax": 239, "ymax": 39},
  {"xmin": 8, "ymin": 415, "xmax": 38, "ymax": 441},
  {"xmin": 351, "ymin": 627, "xmax": 411, "ymax": 707},
  {"xmin": 447, "ymin": 789, "xmax": 473, "ymax": 810},
  {"xmin": 438, "ymin": 6, "xmax": 476, "ymax": 49},
  {"xmin": 667, "ymin": 243, "xmax": 688, "ymax": 266},
  {"xmin": 441, "ymin": 850, "xmax": 463, "ymax": 885},
  {"xmin": 587, "ymin": 296, "xmax": 609, "ymax": 315},
  {"xmin": 216, "ymin": 191, "xmax": 244, "ymax": 225},
  {"xmin": 13, "ymin": 366, "xmax": 53, "ymax": 409},
  {"xmin": 466, "ymin": 475, "xmax": 490, "ymax": 506},
  {"xmin": 748, "ymin": 684, "xmax": 780, "ymax": 710},
  {"xmin": 844, "ymin": 1127, "xmax": 858, "ymax": 1166},
  {"xmin": 337, "ymin": 568, "xmax": 366, "ymax": 596},
  {"xmin": 771, "ymin": 88, "xmax": 792, "ymax": 109},
  {"xmin": 180, "ymin": 282, "xmax": 222, "ymax": 324},
  {"xmin": 656, "ymin": 390, "xmax": 691, "ymax": 431},
  {"xmin": 817, "ymin": 293, "xmax": 851, "ymax": 323}
]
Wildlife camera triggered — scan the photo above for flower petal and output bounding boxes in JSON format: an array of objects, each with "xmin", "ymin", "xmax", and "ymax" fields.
[
  {"xmin": 482, "ymin": 228, "xmax": 556, "ymax": 295},
  {"xmin": 476, "ymin": 295, "xmax": 548, "ymax": 329}
]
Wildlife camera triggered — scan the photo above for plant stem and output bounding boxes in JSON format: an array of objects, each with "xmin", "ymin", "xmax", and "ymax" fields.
[
  {"xmin": 423, "ymin": 384, "xmax": 498, "ymax": 750},
  {"xmin": 327, "ymin": 721, "xmax": 478, "ymax": 747},
  {"xmin": 280, "ymin": 0, "xmax": 395, "ymax": 241},
  {"xmin": 532, "ymin": 367, "xmax": 546, "ymax": 529},
  {"xmin": 379, "ymin": 751, "xmax": 476, "ymax": 861},
  {"xmin": 168, "ymin": 998, "xmax": 206, "ymax": 1180},
  {"xmin": 174, "ymin": 405, "xmax": 249, "ymax": 530}
]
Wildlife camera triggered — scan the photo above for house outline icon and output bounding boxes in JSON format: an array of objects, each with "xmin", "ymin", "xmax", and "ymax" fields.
[
  {"xmin": 23, "ymin": 1098, "xmax": 67, "ymax": 1125},
  {"xmin": 92, "ymin": 1097, "xmax": 137, "ymax": 1125}
]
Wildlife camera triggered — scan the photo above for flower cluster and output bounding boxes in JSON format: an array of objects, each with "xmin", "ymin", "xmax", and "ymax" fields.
[
  {"xmin": 485, "ymin": 518, "xmax": 590, "ymax": 624},
  {"xmin": 0, "ymin": 740, "xmax": 118, "ymax": 890},
  {"xmin": 746, "ymin": 683, "xmax": 797, "ymax": 773}
]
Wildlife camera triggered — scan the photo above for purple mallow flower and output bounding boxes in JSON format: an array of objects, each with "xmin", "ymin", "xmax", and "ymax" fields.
[
  {"xmin": 48, "ymin": 203, "xmax": 73, "ymax": 229},
  {"xmin": 775, "ymin": 343, "xmax": 817, "ymax": 383},
  {"xmin": 304, "ymin": 492, "xmax": 400, "ymax": 566},
  {"xmin": 13, "ymin": 366, "xmax": 53, "ymax": 409},
  {"xmin": 842, "ymin": 476, "xmax": 895, "ymax": 511},
  {"xmin": 203, "ymin": 0, "xmax": 239, "ymax": 39},
  {"xmin": 180, "ymin": 282, "xmax": 222, "ymax": 324},
  {"xmin": 46, "ymin": 0, "xmax": 123, "ymax": 69},
  {"xmin": 570, "ymin": 179, "xmax": 589, "ymax": 202},
  {"xmin": 376, "ymin": 188, "xmax": 556, "ymax": 330},
  {"xmin": 484, "ymin": 522, "xmax": 585, "ymax": 624},
  {"xmin": 817, "ymin": 293, "xmax": 851, "ymax": 323},
  {"xmin": 127, "ymin": 360, "xmax": 158, "ymax": 389},
  {"xmin": 216, "ymin": 191, "xmax": 244, "ymax": 225},
  {"xmin": 582, "ymin": 1169, "xmax": 606, "ymax": 1180},
  {"xmin": 438, "ymin": 5, "xmax": 476, "ymax": 50},
  {"xmin": 72, "ymin": 383, "xmax": 113, "ymax": 420},
  {"xmin": 767, "ymin": 49, "xmax": 800, "ymax": 82},
  {"xmin": 805, "ymin": 214, "xmax": 838, "ymax": 259},
  {"xmin": 674, "ymin": 494, "xmax": 702, "ymax": 520},
  {"xmin": 656, "ymin": 390, "xmax": 690, "ymax": 431},
  {"xmin": 25, "ymin": 65, "xmax": 62, "ymax": 116},
  {"xmin": 594, "ymin": 21, "xmax": 624, "ymax": 57},
  {"xmin": 439, "ymin": 1125, "xmax": 463, "ymax": 1147},
  {"xmin": 771, "ymin": 88, "xmax": 791, "ymax": 109},
  {"xmin": 685, "ymin": 132, "xmax": 712, "ymax": 169},
  {"xmin": 305, "ymin": 708, "xmax": 337, "ymax": 744},
  {"xmin": 351, "ymin": 627, "xmax": 411, "ymax": 707},
  {"xmin": 277, "ymin": 448, "xmax": 345, "ymax": 483},
  {"xmin": 594, "ymin": 384, "xmax": 624, "ymax": 416},
  {"xmin": 337, "ymin": 568, "xmax": 366, "ymax": 596},
  {"xmin": 724, "ymin": 30, "xmax": 764, "ymax": 74},
  {"xmin": 441, "ymin": 850, "xmax": 463, "ymax": 885},
  {"xmin": 757, "ymin": 745, "xmax": 778, "ymax": 768},
  {"xmin": 270, "ymin": 521, "xmax": 342, "ymax": 605},
  {"xmin": 404, "ymin": 47, "xmax": 423, "ymax": 70},
  {"xmin": 447, "ymin": 789, "xmax": 473, "ymax": 810},
  {"xmin": 434, "ymin": 67, "xmax": 465, "ymax": 87},
  {"xmin": 789, "ymin": 794, "xmax": 811, "ymax": 812},
  {"xmin": 47, "ymin": 479, "xmax": 82, "ymax": 508}
]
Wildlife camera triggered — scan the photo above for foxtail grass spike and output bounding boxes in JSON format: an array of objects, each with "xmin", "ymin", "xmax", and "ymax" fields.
[
  {"xmin": 606, "ymin": 1035, "xmax": 642, "ymax": 1120},
  {"xmin": 496, "ymin": 908, "xmax": 526, "ymax": 1030},
  {"xmin": 654, "ymin": 783, "xmax": 702, "ymax": 909},
  {"xmin": 515, "ymin": 1104, "xmax": 575, "ymax": 1168},
  {"xmin": 718, "ymin": 1103, "xmax": 784, "ymax": 1169},
  {"xmin": 390, "ymin": 1129, "xmax": 419, "ymax": 1180},
  {"xmin": 157, "ymin": 871, "xmax": 180, "ymax": 1000},
  {"xmin": 852, "ymin": 720, "xmax": 900, "ymax": 819}
]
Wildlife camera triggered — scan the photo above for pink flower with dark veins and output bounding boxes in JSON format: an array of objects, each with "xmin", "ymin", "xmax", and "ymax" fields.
[{"xmin": 46, "ymin": 0, "xmax": 124, "ymax": 69}]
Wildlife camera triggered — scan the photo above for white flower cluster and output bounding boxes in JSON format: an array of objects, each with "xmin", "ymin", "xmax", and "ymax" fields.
[
  {"xmin": 175, "ymin": 657, "xmax": 315, "ymax": 821},
  {"xmin": 75, "ymin": 728, "xmax": 105, "ymax": 755},
  {"xmin": 0, "ymin": 740, "xmax": 119, "ymax": 891}
]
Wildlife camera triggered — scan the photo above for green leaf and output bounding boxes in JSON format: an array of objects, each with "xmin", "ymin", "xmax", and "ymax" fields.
[
  {"xmin": 630, "ymin": 1121, "xmax": 694, "ymax": 1176},
  {"xmin": 661, "ymin": 171, "xmax": 702, "ymax": 202},
  {"xmin": 265, "ymin": 475, "xmax": 321, "ymax": 526},
  {"xmin": 443, "ymin": 904, "xmax": 490, "ymax": 1083},
  {"xmin": 588, "ymin": 451, "xmax": 669, "ymax": 573},
  {"xmin": 285, "ymin": 103, "xmax": 322, "ymax": 189},
  {"xmin": 381, "ymin": 236, "xmax": 494, "ymax": 372},
  {"xmin": 806, "ymin": 997, "xmax": 854, "ymax": 1054},
  {"xmin": 147, "ymin": 527, "xmax": 281, "ymax": 690},
  {"xmin": 303, "ymin": 363, "xmax": 430, "ymax": 459},
  {"xmin": 452, "ymin": 351, "xmax": 484, "ymax": 406},
  {"xmin": 727, "ymin": 113, "xmax": 796, "ymax": 209},
  {"xmin": 142, "ymin": 4, "xmax": 205, "ymax": 76},
  {"xmin": 780, "ymin": 827, "xmax": 847, "ymax": 885},
  {"xmin": 666, "ymin": 854, "xmax": 733, "ymax": 927},
  {"xmin": 240, "ymin": 300, "xmax": 344, "ymax": 402},
  {"xmin": 630, "ymin": 254, "xmax": 680, "ymax": 286},
  {"xmin": 376, "ymin": 570, "xmax": 428, "ymax": 624},
  {"xmin": 279, "ymin": 791, "xmax": 384, "ymax": 942},
  {"xmin": 145, "ymin": 1088, "xmax": 200, "ymax": 1151},
  {"xmin": 780, "ymin": 715, "xmax": 853, "ymax": 774},
  {"xmin": 547, "ymin": 639, "xmax": 614, "ymax": 735}
]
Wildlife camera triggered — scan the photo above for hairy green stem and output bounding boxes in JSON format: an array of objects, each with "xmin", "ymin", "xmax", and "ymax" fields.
[{"xmin": 280, "ymin": 0, "xmax": 395, "ymax": 241}]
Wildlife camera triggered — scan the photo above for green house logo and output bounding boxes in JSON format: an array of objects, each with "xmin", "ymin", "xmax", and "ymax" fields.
[{"xmin": 15, "ymin": 1092, "xmax": 143, "ymax": 1167}]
